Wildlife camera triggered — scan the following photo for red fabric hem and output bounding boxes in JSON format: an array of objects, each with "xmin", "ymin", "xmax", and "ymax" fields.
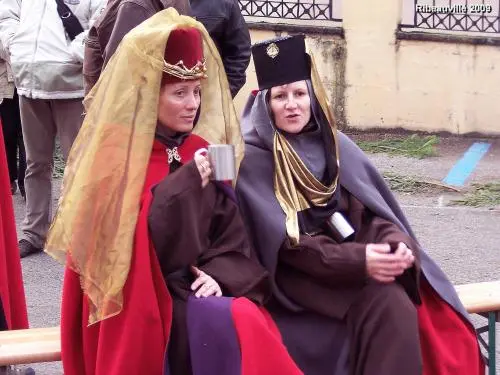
[
  {"xmin": 232, "ymin": 298, "xmax": 304, "ymax": 375},
  {"xmin": 418, "ymin": 279, "xmax": 484, "ymax": 375}
]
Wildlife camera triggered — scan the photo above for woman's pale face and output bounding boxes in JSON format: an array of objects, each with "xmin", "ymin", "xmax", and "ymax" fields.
[
  {"xmin": 157, "ymin": 80, "xmax": 201, "ymax": 133},
  {"xmin": 269, "ymin": 80, "xmax": 311, "ymax": 134}
]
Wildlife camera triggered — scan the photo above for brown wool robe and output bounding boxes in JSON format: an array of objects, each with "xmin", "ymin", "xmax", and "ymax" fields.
[
  {"xmin": 148, "ymin": 161, "xmax": 270, "ymax": 375},
  {"xmin": 274, "ymin": 186, "xmax": 423, "ymax": 375}
]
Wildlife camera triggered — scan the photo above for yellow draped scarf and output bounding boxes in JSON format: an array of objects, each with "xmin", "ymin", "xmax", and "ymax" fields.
[{"xmin": 272, "ymin": 53, "xmax": 341, "ymax": 245}]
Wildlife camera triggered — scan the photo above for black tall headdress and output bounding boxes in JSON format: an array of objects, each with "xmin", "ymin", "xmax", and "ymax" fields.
[{"xmin": 252, "ymin": 34, "xmax": 310, "ymax": 90}]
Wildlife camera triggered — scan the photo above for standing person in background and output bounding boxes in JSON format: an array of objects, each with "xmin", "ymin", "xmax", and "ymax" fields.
[
  {"xmin": 84, "ymin": 0, "xmax": 250, "ymax": 98},
  {"xmin": 0, "ymin": 0, "xmax": 106, "ymax": 258},
  {"xmin": 190, "ymin": 0, "xmax": 251, "ymax": 97},
  {"xmin": 0, "ymin": 51, "xmax": 25, "ymax": 200}
]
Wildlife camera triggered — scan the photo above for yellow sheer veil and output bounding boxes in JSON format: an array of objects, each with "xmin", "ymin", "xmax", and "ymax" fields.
[{"xmin": 45, "ymin": 9, "xmax": 243, "ymax": 325}]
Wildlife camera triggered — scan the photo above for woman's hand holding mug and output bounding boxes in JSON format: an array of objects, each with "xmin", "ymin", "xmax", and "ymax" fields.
[
  {"xmin": 195, "ymin": 145, "xmax": 236, "ymax": 187},
  {"xmin": 194, "ymin": 149, "xmax": 212, "ymax": 188}
]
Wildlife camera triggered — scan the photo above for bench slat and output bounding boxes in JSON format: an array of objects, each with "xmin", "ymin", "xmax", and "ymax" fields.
[
  {"xmin": 0, "ymin": 342, "xmax": 61, "ymax": 366},
  {"xmin": 0, "ymin": 327, "xmax": 59, "ymax": 344},
  {"xmin": 455, "ymin": 280, "xmax": 500, "ymax": 314},
  {"xmin": 0, "ymin": 327, "xmax": 61, "ymax": 366}
]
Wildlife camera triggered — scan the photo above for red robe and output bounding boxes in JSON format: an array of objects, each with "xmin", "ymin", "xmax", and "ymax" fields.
[
  {"xmin": 418, "ymin": 280, "xmax": 484, "ymax": 375},
  {"xmin": 0, "ymin": 121, "xmax": 28, "ymax": 330},
  {"xmin": 61, "ymin": 134, "xmax": 302, "ymax": 375}
]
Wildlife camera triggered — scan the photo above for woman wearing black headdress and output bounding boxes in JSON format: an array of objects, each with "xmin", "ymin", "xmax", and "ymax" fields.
[{"xmin": 236, "ymin": 34, "xmax": 483, "ymax": 375}]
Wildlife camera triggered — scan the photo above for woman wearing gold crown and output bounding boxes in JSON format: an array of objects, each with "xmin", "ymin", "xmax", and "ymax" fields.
[
  {"xmin": 236, "ymin": 35, "xmax": 484, "ymax": 375},
  {"xmin": 45, "ymin": 10, "xmax": 302, "ymax": 375}
]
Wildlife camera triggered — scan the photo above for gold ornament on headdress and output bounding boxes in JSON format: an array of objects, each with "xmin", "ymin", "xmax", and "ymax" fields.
[
  {"xmin": 266, "ymin": 43, "xmax": 279, "ymax": 59},
  {"xmin": 163, "ymin": 58, "xmax": 208, "ymax": 80}
]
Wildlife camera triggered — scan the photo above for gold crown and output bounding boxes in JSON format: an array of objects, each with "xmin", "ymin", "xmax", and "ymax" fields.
[{"xmin": 163, "ymin": 59, "xmax": 208, "ymax": 80}]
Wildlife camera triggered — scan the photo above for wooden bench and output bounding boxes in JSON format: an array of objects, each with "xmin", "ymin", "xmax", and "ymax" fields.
[
  {"xmin": 0, "ymin": 281, "xmax": 497, "ymax": 372},
  {"xmin": 0, "ymin": 326, "xmax": 60, "ymax": 366},
  {"xmin": 455, "ymin": 280, "xmax": 500, "ymax": 375}
]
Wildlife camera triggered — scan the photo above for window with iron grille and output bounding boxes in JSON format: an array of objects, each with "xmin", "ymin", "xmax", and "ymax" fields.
[
  {"xmin": 401, "ymin": 0, "xmax": 500, "ymax": 33},
  {"xmin": 238, "ymin": 0, "xmax": 342, "ymax": 22}
]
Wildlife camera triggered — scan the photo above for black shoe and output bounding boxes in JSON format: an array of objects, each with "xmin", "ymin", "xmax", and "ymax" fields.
[
  {"xmin": 18, "ymin": 239, "xmax": 42, "ymax": 258},
  {"xmin": 10, "ymin": 181, "xmax": 17, "ymax": 195}
]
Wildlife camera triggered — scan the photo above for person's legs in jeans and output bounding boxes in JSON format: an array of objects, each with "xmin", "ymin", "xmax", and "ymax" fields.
[
  {"xmin": 52, "ymin": 98, "xmax": 84, "ymax": 160},
  {"xmin": 19, "ymin": 97, "xmax": 83, "ymax": 256},
  {"xmin": 19, "ymin": 96, "xmax": 56, "ymax": 251}
]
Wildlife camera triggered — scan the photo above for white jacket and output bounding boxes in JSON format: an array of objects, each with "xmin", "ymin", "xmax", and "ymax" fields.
[
  {"xmin": 0, "ymin": 54, "xmax": 15, "ymax": 101},
  {"xmin": 0, "ymin": 0, "xmax": 105, "ymax": 99},
  {"xmin": 0, "ymin": 59, "xmax": 15, "ymax": 102},
  {"xmin": 0, "ymin": 23, "xmax": 15, "ymax": 101}
]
